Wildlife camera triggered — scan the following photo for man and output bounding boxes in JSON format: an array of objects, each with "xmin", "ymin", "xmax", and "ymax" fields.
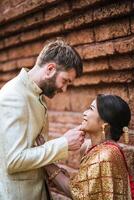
[{"xmin": 0, "ymin": 40, "xmax": 84, "ymax": 200}]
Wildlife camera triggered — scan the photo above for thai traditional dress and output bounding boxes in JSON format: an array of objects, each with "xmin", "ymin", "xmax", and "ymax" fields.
[{"xmin": 70, "ymin": 141, "xmax": 132, "ymax": 200}]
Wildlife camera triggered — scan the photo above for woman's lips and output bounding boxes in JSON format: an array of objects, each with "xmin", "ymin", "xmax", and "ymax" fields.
[{"xmin": 83, "ymin": 118, "xmax": 87, "ymax": 121}]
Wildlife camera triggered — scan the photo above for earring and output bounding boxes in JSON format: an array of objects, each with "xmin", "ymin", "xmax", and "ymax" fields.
[
  {"xmin": 123, "ymin": 126, "xmax": 129, "ymax": 144},
  {"xmin": 101, "ymin": 123, "xmax": 108, "ymax": 140}
]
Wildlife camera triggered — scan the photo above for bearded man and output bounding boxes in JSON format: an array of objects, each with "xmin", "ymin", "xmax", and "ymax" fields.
[{"xmin": 0, "ymin": 40, "xmax": 85, "ymax": 200}]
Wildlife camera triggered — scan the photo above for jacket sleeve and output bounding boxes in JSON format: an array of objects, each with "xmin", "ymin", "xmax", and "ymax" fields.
[{"xmin": 1, "ymin": 93, "xmax": 68, "ymax": 174}]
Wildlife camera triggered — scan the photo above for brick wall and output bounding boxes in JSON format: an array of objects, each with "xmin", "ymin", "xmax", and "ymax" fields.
[{"xmin": 0, "ymin": 0, "xmax": 134, "ymax": 199}]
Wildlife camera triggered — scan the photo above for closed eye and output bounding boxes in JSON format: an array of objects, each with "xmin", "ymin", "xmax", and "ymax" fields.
[
  {"xmin": 62, "ymin": 79, "xmax": 68, "ymax": 84},
  {"xmin": 63, "ymin": 79, "xmax": 72, "ymax": 85}
]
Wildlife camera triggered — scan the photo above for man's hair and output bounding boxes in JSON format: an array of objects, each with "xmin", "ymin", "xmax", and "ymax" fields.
[{"xmin": 36, "ymin": 40, "xmax": 83, "ymax": 77}]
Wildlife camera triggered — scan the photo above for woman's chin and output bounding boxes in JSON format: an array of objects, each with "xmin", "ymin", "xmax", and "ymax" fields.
[{"xmin": 80, "ymin": 124, "xmax": 87, "ymax": 131}]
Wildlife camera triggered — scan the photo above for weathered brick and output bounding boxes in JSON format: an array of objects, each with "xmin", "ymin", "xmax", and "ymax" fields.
[
  {"xmin": 129, "ymin": 134, "xmax": 134, "ymax": 146},
  {"xmin": 4, "ymin": 4, "xmax": 24, "ymax": 22},
  {"xmin": 133, "ymin": 0, "xmax": 134, "ymax": 10},
  {"xmin": 49, "ymin": 122, "xmax": 76, "ymax": 135},
  {"xmin": 0, "ymin": 3, "xmax": 68, "ymax": 39},
  {"xmin": 72, "ymin": 0, "xmax": 102, "ymax": 10},
  {"xmin": 83, "ymin": 58, "xmax": 109, "ymax": 73},
  {"xmin": 24, "ymin": 11, "xmax": 44, "ymax": 27},
  {"xmin": 131, "ymin": 16, "xmax": 134, "ymax": 33},
  {"xmin": 4, "ymin": 35, "xmax": 21, "ymax": 48},
  {"xmin": 0, "ymin": 3, "xmax": 89, "ymax": 38},
  {"xmin": 16, "ymin": 57, "xmax": 36, "ymax": 68},
  {"xmin": 7, "ymin": 47, "xmax": 25, "ymax": 60},
  {"xmin": 129, "ymin": 84, "xmax": 134, "ymax": 129},
  {"xmin": 0, "ymin": 40, "xmax": 5, "ymax": 50},
  {"xmin": 114, "ymin": 36, "xmax": 134, "ymax": 54},
  {"xmin": 64, "ymin": 150, "xmax": 81, "ymax": 169},
  {"xmin": 109, "ymin": 54, "xmax": 134, "ymax": 70},
  {"xmin": 0, "ymin": 0, "xmax": 12, "ymax": 17},
  {"xmin": 76, "ymin": 41, "xmax": 114, "ymax": 60},
  {"xmin": 39, "ymin": 23, "xmax": 64, "ymax": 37},
  {"xmin": 45, "ymin": 2, "xmax": 70, "ymax": 22},
  {"xmin": 95, "ymin": 18, "xmax": 130, "ymax": 42},
  {"xmin": 0, "ymin": 60, "xmax": 17, "ymax": 72},
  {"xmin": 0, "ymin": 14, "xmax": 42, "ymax": 39},
  {"xmin": 24, "ymin": 0, "xmax": 61, "ymax": 14},
  {"xmin": 26, "ymin": 42, "xmax": 44, "ymax": 55},
  {"xmin": 0, "ymin": 0, "xmax": 62, "ymax": 24},
  {"xmin": 20, "ymin": 29, "xmax": 40, "ymax": 43},
  {"xmin": 0, "ymin": 52, "xmax": 8, "ymax": 62},
  {"xmin": 46, "ymin": 91, "xmax": 71, "ymax": 111},
  {"xmin": 0, "ymin": 82, "xmax": 5, "ymax": 89},
  {"xmin": 10, "ymin": 0, "xmax": 25, "ymax": 7},
  {"xmin": 65, "ymin": 28, "xmax": 94, "ymax": 46},
  {"xmin": 69, "ymin": 86, "xmax": 129, "ymax": 112},
  {"xmin": 73, "ymin": 71, "xmax": 133, "ymax": 87},
  {"xmin": 0, "ymin": 20, "xmax": 25, "ymax": 38},
  {"xmin": 0, "ymin": 71, "xmax": 17, "ymax": 82},
  {"xmin": 49, "ymin": 131, "xmax": 63, "ymax": 139},
  {"xmin": 120, "ymin": 144, "xmax": 134, "ymax": 175},
  {"xmin": 64, "ymin": 11, "xmax": 93, "ymax": 30},
  {"xmin": 47, "ymin": 85, "xmax": 127, "ymax": 113},
  {"xmin": 93, "ymin": 1, "xmax": 131, "ymax": 22},
  {"xmin": 46, "ymin": 0, "xmax": 56, "ymax": 2},
  {"xmin": 64, "ymin": 15, "xmax": 84, "ymax": 30},
  {"xmin": 69, "ymin": 87, "xmax": 95, "ymax": 112},
  {"xmin": 49, "ymin": 111, "xmax": 82, "ymax": 125},
  {"xmin": 7, "ymin": 41, "xmax": 44, "ymax": 60}
]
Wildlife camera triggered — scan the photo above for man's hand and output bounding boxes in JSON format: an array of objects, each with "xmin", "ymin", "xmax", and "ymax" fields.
[{"xmin": 64, "ymin": 125, "xmax": 85, "ymax": 151}]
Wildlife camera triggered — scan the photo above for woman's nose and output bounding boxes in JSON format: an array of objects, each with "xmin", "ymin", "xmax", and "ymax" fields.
[{"xmin": 83, "ymin": 110, "xmax": 88, "ymax": 116}]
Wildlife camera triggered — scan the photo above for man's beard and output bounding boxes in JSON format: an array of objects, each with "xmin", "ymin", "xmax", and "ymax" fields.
[{"xmin": 41, "ymin": 73, "xmax": 61, "ymax": 98}]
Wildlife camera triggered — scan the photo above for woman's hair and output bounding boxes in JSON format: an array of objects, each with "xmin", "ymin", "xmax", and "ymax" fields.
[{"xmin": 96, "ymin": 94, "xmax": 131, "ymax": 141}]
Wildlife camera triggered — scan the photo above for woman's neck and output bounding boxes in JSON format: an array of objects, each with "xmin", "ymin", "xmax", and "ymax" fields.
[
  {"xmin": 89, "ymin": 132, "xmax": 113, "ymax": 146},
  {"xmin": 89, "ymin": 133, "xmax": 102, "ymax": 146}
]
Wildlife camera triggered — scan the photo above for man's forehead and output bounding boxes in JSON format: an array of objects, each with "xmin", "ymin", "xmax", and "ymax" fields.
[{"xmin": 60, "ymin": 69, "xmax": 76, "ymax": 80}]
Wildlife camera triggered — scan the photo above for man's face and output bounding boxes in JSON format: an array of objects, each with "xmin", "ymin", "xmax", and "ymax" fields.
[{"xmin": 42, "ymin": 68, "xmax": 76, "ymax": 98}]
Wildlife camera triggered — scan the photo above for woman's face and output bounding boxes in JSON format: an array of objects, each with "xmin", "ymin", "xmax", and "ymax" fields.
[{"xmin": 81, "ymin": 99, "xmax": 103, "ymax": 134}]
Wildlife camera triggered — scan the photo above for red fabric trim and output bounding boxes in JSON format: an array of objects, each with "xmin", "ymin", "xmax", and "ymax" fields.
[{"xmin": 129, "ymin": 175, "xmax": 134, "ymax": 199}]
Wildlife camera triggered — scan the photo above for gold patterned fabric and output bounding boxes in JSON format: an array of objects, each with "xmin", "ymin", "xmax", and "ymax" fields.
[{"xmin": 70, "ymin": 142, "xmax": 132, "ymax": 200}]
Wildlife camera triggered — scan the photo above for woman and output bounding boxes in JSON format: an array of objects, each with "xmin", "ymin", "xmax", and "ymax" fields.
[{"xmin": 42, "ymin": 94, "xmax": 132, "ymax": 199}]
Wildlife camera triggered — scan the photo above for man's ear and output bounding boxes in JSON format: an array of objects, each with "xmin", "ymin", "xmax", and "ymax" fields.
[{"xmin": 46, "ymin": 63, "xmax": 56, "ymax": 78}]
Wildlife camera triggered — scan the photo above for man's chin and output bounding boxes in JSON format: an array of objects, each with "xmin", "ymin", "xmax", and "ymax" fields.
[
  {"xmin": 48, "ymin": 95, "xmax": 55, "ymax": 99},
  {"xmin": 43, "ymin": 90, "xmax": 61, "ymax": 98},
  {"xmin": 45, "ymin": 92, "xmax": 57, "ymax": 99}
]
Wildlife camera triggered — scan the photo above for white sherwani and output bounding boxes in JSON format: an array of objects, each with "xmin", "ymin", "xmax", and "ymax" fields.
[{"xmin": 0, "ymin": 68, "xmax": 68, "ymax": 200}]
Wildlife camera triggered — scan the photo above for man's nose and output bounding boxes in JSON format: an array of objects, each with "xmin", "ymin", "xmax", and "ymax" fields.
[{"xmin": 62, "ymin": 85, "xmax": 67, "ymax": 92}]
